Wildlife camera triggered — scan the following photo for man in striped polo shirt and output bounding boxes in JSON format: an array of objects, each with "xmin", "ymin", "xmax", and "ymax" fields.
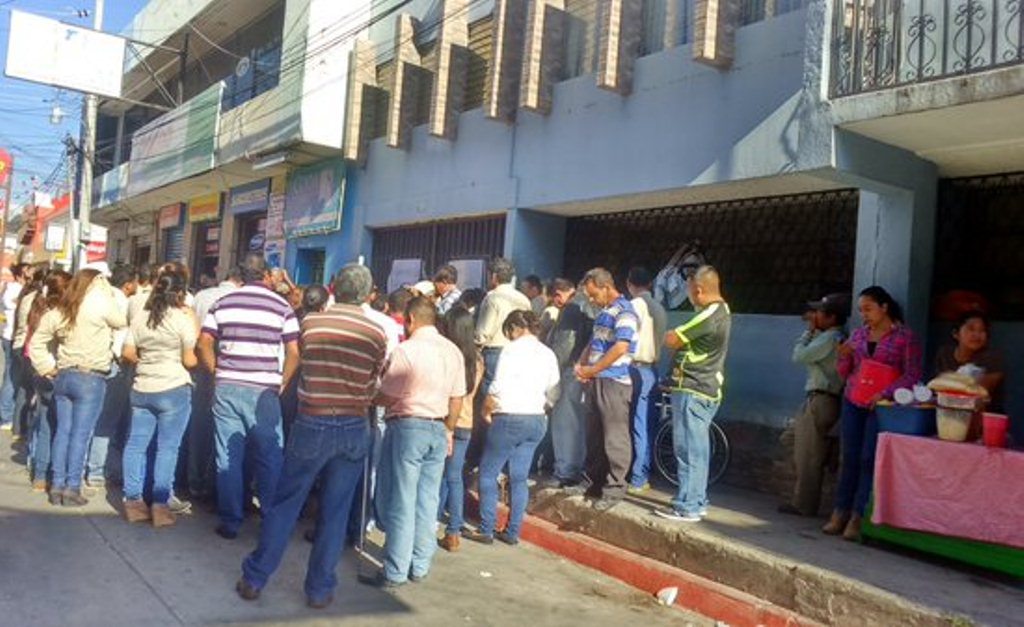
[
  {"xmin": 198, "ymin": 253, "xmax": 300, "ymax": 540},
  {"xmin": 572, "ymin": 267, "xmax": 639, "ymax": 513},
  {"xmin": 236, "ymin": 264, "xmax": 387, "ymax": 608}
]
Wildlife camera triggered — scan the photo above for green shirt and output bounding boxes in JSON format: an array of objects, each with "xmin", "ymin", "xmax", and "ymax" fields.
[
  {"xmin": 670, "ymin": 301, "xmax": 732, "ymax": 401},
  {"xmin": 792, "ymin": 328, "xmax": 844, "ymax": 395}
]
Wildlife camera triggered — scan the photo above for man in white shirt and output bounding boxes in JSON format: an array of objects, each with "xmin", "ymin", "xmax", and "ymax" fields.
[
  {"xmin": 626, "ymin": 266, "xmax": 668, "ymax": 494},
  {"xmin": 194, "ymin": 266, "xmax": 244, "ymax": 327},
  {"xmin": 0, "ymin": 263, "xmax": 29, "ymax": 430}
]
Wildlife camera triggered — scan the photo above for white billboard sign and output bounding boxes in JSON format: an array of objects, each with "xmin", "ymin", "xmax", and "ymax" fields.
[{"xmin": 5, "ymin": 10, "xmax": 126, "ymax": 99}]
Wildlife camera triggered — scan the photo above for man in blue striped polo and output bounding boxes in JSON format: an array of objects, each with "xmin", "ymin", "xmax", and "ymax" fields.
[{"xmin": 198, "ymin": 253, "xmax": 300, "ymax": 540}]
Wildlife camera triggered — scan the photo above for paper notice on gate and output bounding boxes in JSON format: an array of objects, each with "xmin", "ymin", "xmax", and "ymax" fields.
[
  {"xmin": 387, "ymin": 259, "xmax": 423, "ymax": 294},
  {"xmin": 448, "ymin": 259, "xmax": 485, "ymax": 290}
]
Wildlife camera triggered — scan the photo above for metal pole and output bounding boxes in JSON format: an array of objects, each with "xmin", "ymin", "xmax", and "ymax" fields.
[{"xmin": 76, "ymin": 0, "xmax": 104, "ymax": 271}]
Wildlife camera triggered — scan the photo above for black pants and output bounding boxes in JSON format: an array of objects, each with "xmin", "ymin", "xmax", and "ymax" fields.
[{"xmin": 584, "ymin": 378, "xmax": 633, "ymax": 499}]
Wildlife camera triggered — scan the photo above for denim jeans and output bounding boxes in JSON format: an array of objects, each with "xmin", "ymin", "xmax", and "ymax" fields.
[
  {"xmin": 550, "ymin": 368, "xmax": 586, "ymax": 483},
  {"xmin": 437, "ymin": 427, "xmax": 471, "ymax": 534},
  {"xmin": 213, "ymin": 382, "xmax": 284, "ymax": 534},
  {"xmin": 628, "ymin": 365, "xmax": 658, "ymax": 487},
  {"xmin": 0, "ymin": 338, "xmax": 15, "ymax": 425},
  {"xmin": 9, "ymin": 349, "xmax": 34, "ymax": 437},
  {"xmin": 834, "ymin": 399, "xmax": 878, "ymax": 516},
  {"xmin": 186, "ymin": 369, "xmax": 217, "ymax": 497},
  {"xmin": 88, "ymin": 363, "xmax": 132, "ymax": 484},
  {"xmin": 122, "ymin": 385, "xmax": 192, "ymax": 504},
  {"xmin": 479, "ymin": 414, "xmax": 546, "ymax": 539},
  {"xmin": 375, "ymin": 418, "xmax": 447, "ymax": 583},
  {"xmin": 467, "ymin": 347, "xmax": 502, "ymax": 470},
  {"xmin": 670, "ymin": 391, "xmax": 721, "ymax": 515},
  {"xmin": 243, "ymin": 414, "xmax": 370, "ymax": 602},
  {"xmin": 29, "ymin": 375, "xmax": 56, "ymax": 481},
  {"xmin": 51, "ymin": 370, "xmax": 108, "ymax": 491}
]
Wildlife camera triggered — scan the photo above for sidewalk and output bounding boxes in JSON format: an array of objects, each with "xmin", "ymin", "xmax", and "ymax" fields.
[{"xmin": 523, "ymin": 482, "xmax": 1024, "ymax": 626}]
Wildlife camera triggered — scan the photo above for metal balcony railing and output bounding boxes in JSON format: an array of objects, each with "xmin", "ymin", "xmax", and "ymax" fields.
[{"xmin": 830, "ymin": 0, "xmax": 1024, "ymax": 96}]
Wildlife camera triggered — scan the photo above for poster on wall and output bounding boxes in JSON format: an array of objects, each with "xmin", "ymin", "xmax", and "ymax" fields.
[
  {"xmin": 448, "ymin": 259, "xmax": 486, "ymax": 290},
  {"xmin": 264, "ymin": 239, "xmax": 286, "ymax": 269},
  {"xmin": 228, "ymin": 179, "xmax": 271, "ymax": 215},
  {"xmin": 158, "ymin": 203, "xmax": 182, "ymax": 229},
  {"xmin": 265, "ymin": 193, "xmax": 285, "ymax": 239},
  {"xmin": 386, "ymin": 258, "xmax": 422, "ymax": 294},
  {"xmin": 283, "ymin": 159, "xmax": 344, "ymax": 238}
]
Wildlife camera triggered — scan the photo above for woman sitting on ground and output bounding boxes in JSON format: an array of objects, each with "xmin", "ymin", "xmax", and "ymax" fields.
[{"xmin": 466, "ymin": 310, "xmax": 560, "ymax": 546}]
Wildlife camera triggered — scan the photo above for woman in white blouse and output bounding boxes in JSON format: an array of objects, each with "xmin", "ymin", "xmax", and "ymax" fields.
[{"xmin": 466, "ymin": 310, "xmax": 560, "ymax": 546}]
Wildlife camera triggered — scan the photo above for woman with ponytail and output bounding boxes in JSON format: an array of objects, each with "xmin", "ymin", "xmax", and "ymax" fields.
[
  {"xmin": 28, "ymin": 269, "xmax": 126, "ymax": 507},
  {"xmin": 120, "ymin": 266, "xmax": 198, "ymax": 527}
]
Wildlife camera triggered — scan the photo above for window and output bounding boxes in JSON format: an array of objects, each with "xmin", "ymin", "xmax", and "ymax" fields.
[{"xmin": 223, "ymin": 37, "xmax": 283, "ymax": 111}]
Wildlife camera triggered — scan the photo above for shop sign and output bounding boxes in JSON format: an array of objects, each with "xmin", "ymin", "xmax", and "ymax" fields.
[
  {"xmin": 284, "ymin": 159, "xmax": 344, "ymax": 238},
  {"xmin": 264, "ymin": 238, "xmax": 285, "ymax": 269},
  {"xmin": 265, "ymin": 193, "xmax": 285, "ymax": 239},
  {"xmin": 249, "ymin": 232, "xmax": 266, "ymax": 252},
  {"xmin": 228, "ymin": 179, "xmax": 271, "ymax": 215},
  {"xmin": 44, "ymin": 224, "xmax": 66, "ymax": 252},
  {"xmin": 158, "ymin": 203, "xmax": 182, "ymax": 230},
  {"xmin": 188, "ymin": 193, "xmax": 221, "ymax": 223}
]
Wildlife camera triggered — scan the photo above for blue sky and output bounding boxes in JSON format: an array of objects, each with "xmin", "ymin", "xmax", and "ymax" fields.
[{"xmin": 0, "ymin": 0, "xmax": 147, "ymax": 208}]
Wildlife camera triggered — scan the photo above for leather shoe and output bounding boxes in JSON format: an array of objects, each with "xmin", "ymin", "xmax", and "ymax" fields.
[
  {"xmin": 462, "ymin": 529, "xmax": 494, "ymax": 545},
  {"xmin": 236, "ymin": 578, "xmax": 260, "ymax": 601},
  {"xmin": 307, "ymin": 594, "xmax": 333, "ymax": 609},
  {"xmin": 215, "ymin": 524, "xmax": 238, "ymax": 540},
  {"xmin": 438, "ymin": 532, "xmax": 460, "ymax": 552},
  {"xmin": 842, "ymin": 514, "xmax": 863, "ymax": 542},
  {"xmin": 495, "ymin": 530, "xmax": 519, "ymax": 546},
  {"xmin": 357, "ymin": 571, "xmax": 402, "ymax": 590},
  {"xmin": 822, "ymin": 510, "xmax": 850, "ymax": 535}
]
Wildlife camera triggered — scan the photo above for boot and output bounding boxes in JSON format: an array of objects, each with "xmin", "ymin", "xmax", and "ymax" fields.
[
  {"xmin": 123, "ymin": 499, "xmax": 151, "ymax": 523},
  {"xmin": 48, "ymin": 489, "xmax": 63, "ymax": 506},
  {"xmin": 61, "ymin": 489, "xmax": 88, "ymax": 507},
  {"xmin": 842, "ymin": 514, "xmax": 862, "ymax": 542},
  {"xmin": 821, "ymin": 510, "xmax": 849, "ymax": 535},
  {"xmin": 151, "ymin": 504, "xmax": 175, "ymax": 528},
  {"xmin": 438, "ymin": 533, "xmax": 461, "ymax": 552}
]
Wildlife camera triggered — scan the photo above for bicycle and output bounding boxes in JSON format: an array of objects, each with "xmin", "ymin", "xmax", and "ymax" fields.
[{"xmin": 652, "ymin": 390, "xmax": 730, "ymax": 487}]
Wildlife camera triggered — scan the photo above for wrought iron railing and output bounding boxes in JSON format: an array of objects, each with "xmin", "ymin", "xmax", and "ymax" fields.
[{"xmin": 831, "ymin": 0, "xmax": 1024, "ymax": 96}]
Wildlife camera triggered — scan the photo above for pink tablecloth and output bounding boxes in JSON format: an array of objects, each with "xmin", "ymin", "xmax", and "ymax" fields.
[{"xmin": 872, "ymin": 433, "xmax": 1024, "ymax": 549}]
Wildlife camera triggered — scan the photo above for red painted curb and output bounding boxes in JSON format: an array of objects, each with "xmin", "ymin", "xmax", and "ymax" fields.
[{"xmin": 467, "ymin": 492, "xmax": 818, "ymax": 627}]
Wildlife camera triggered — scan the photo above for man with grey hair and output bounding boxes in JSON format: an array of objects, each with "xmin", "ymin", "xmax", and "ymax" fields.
[{"xmin": 237, "ymin": 263, "xmax": 388, "ymax": 608}]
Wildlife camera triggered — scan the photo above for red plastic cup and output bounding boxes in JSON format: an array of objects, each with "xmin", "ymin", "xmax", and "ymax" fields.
[{"xmin": 982, "ymin": 413, "xmax": 1009, "ymax": 448}]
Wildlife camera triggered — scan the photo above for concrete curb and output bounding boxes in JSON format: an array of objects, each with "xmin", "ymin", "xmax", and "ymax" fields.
[{"xmin": 467, "ymin": 491, "xmax": 821, "ymax": 627}]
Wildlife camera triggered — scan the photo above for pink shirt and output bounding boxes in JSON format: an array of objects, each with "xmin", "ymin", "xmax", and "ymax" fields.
[{"xmin": 379, "ymin": 325, "xmax": 467, "ymax": 419}]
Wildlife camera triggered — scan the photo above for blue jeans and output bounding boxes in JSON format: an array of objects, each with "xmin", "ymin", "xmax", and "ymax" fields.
[
  {"xmin": 550, "ymin": 369, "xmax": 586, "ymax": 482},
  {"xmin": 834, "ymin": 399, "xmax": 878, "ymax": 516},
  {"xmin": 88, "ymin": 363, "xmax": 132, "ymax": 483},
  {"xmin": 213, "ymin": 382, "xmax": 284, "ymax": 534},
  {"xmin": 9, "ymin": 349, "xmax": 34, "ymax": 437},
  {"xmin": 0, "ymin": 338, "xmax": 15, "ymax": 425},
  {"xmin": 437, "ymin": 427, "xmax": 471, "ymax": 534},
  {"xmin": 628, "ymin": 365, "xmax": 658, "ymax": 487},
  {"xmin": 243, "ymin": 414, "xmax": 370, "ymax": 602},
  {"xmin": 670, "ymin": 391, "xmax": 720, "ymax": 515},
  {"xmin": 467, "ymin": 347, "xmax": 502, "ymax": 470},
  {"xmin": 51, "ymin": 370, "xmax": 108, "ymax": 491},
  {"xmin": 479, "ymin": 414, "xmax": 546, "ymax": 539},
  {"xmin": 122, "ymin": 385, "xmax": 192, "ymax": 504},
  {"xmin": 29, "ymin": 375, "xmax": 56, "ymax": 481},
  {"xmin": 375, "ymin": 418, "xmax": 447, "ymax": 583}
]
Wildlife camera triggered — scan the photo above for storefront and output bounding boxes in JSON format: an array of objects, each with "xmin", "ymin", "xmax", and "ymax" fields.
[
  {"xmin": 282, "ymin": 159, "xmax": 344, "ymax": 285},
  {"xmin": 188, "ymin": 192, "xmax": 223, "ymax": 284},
  {"xmin": 158, "ymin": 203, "xmax": 185, "ymax": 263},
  {"xmin": 127, "ymin": 214, "xmax": 155, "ymax": 268},
  {"xmin": 227, "ymin": 179, "xmax": 271, "ymax": 267}
]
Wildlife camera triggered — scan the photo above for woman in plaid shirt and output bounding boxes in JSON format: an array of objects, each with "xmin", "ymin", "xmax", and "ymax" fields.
[{"xmin": 823, "ymin": 286, "xmax": 922, "ymax": 541}]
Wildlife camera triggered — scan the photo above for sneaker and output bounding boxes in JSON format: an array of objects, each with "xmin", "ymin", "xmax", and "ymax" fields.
[
  {"xmin": 653, "ymin": 507, "xmax": 701, "ymax": 523},
  {"xmin": 168, "ymin": 496, "xmax": 192, "ymax": 515},
  {"xmin": 699, "ymin": 507, "xmax": 709, "ymax": 518},
  {"xmin": 357, "ymin": 571, "xmax": 403, "ymax": 590},
  {"xmin": 626, "ymin": 483, "xmax": 651, "ymax": 496},
  {"xmin": 409, "ymin": 572, "xmax": 427, "ymax": 583}
]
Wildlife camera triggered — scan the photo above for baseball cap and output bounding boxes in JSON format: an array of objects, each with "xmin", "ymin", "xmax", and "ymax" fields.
[
  {"xmin": 413, "ymin": 280, "xmax": 436, "ymax": 297},
  {"xmin": 807, "ymin": 293, "xmax": 850, "ymax": 317}
]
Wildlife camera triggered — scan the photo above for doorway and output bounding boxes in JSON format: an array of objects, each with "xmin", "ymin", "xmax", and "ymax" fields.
[
  {"xmin": 295, "ymin": 248, "xmax": 326, "ymax": 286},
  {"xmin": 234, "ymin": 212, "xmax": 267, "ymax": 265}
]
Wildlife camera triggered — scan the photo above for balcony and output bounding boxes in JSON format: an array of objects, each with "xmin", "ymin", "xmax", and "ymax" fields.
[{"xmin": 830, "ymin": 0, "xmax": 1024, "ymax": 97}]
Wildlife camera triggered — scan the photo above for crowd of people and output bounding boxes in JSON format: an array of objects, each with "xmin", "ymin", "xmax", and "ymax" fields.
[{"xmin": 0, "ymin": 252, "xmax": 735, "ymax": 606}]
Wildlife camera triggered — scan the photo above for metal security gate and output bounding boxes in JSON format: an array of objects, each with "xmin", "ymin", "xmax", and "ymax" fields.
[
  {"xmin": 371, "ymin": 214, "xmax": 506, "ymax": 289},
  {"xmin": 563, "ymin": 190, "xmax": 859, "ymax": 314}
]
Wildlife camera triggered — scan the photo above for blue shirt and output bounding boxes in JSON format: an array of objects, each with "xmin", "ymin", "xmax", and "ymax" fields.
[{"xmin": 587, "ymin": 296, "xmax": 639, "ymax": 384}]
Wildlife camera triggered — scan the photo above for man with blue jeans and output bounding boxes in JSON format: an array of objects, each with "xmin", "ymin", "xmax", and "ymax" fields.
[
  {"xmin": 626, "ymin": 266, "xmax": 667, "ymax": 494},
  {"xmin": 656, "ymin": 266, "xmax": 732, "ymax": 523},
  {"xmin": 198, "ymin": 253, "xmax": 299, "ymax": 540},
  {"xmin": 236, "ymin": 264, "xmax": 387, "ymax": 608},
  {"xmin": 544, "ymin": 279, "xmax": 594, "ymax": 488},
  {"xmin": 362, "ymin": 296, "xmax": 466, "ymax": 589}
]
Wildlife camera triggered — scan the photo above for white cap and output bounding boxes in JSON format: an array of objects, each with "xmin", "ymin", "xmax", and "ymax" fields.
[
  {"xmin": 82, "ymin": 261, "xmax": 111, "ymax": 277},
  {"xmin": 413, "ymin": 280, "xmax": 436, "ymax": 296}
]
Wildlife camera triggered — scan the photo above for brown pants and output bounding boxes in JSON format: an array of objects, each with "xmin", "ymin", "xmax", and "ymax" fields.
[
  {"xmin": 790, "ymin": 392, "xmax": 840, "ymax": 515},
  {"xmin": 584, "ymin": 378, "xmax": 633, "ymax": 499}
]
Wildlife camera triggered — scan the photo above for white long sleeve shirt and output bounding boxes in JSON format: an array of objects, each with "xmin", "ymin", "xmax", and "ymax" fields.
[{"xmin": 489, "ymin": 335, "xmax": 561, "ymax": 415}]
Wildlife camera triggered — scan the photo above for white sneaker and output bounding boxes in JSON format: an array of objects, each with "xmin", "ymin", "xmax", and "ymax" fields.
[{"xmin": 653, "ymin": 507, "xmax": 702, "ymax": 523}]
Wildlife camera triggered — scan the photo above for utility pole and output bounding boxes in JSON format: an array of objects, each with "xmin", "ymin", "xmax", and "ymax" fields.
[{"xmin": 75, "ymin": 0, "xmax": 104, "ymax": 270}]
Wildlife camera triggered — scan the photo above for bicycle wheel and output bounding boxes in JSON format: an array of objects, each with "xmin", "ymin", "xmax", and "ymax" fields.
[
  {"xmin": 653, "ymin": 420, "xmax": 678, "ymax": 486},
  {"xmin": 708, "ymin": 422, "xmax": 731, "ymax": 486}
]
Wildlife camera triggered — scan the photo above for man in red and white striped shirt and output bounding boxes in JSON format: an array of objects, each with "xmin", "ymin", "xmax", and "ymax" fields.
[{"xmin": 236, "ymin": 263, "xmax": 387, "ymax": 608}]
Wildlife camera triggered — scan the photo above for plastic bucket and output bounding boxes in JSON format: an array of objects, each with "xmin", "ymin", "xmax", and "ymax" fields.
[
  {"xmin": 982, "ymin": 413, "xmax": 1009, "ymax": 448},
  {"xmin": 937, "ymin": 407, "xmax": 973, "ymax": 442},
  {"xmin": 876, "ymin": 404, "xmax": 937, "ymax": 437},
  {"xmin": 848, "ymin": 359, "xmax": 899, "ymax": 406}
]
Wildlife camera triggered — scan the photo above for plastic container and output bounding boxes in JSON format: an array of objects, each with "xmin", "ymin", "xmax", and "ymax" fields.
[
  {"xmin": 936, "ymin": 391, "xmax": 983, "ymax": 411},
  {"xmin": 937, "ymin": 407, "xmax": 973, "ymax": 442},
  {"xmin": 849, "ymin": 359, "xmax": 900, "ymax": 406},
  {"xmin": 876, "ymin": 404, "xmax": 937, "ymax": 436},
  {"xmin": 982, "ymin": 413, "xmax": 1009, "ymax": 448}
]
